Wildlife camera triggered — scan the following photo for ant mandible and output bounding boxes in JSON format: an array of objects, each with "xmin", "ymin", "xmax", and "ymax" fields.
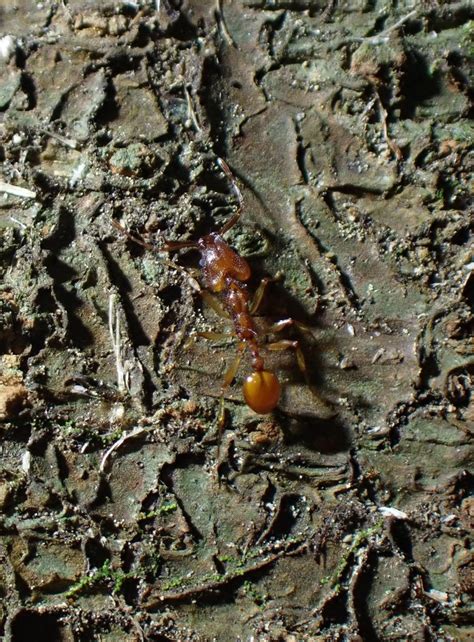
[{"xmin": 114, "ymin": 158, "xmax": 308, "ymax": 417}]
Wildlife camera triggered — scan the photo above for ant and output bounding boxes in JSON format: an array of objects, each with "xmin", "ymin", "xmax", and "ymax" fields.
[{"xmin": 113, "ymin": 158, "xmax": 309, "ymax": 419}]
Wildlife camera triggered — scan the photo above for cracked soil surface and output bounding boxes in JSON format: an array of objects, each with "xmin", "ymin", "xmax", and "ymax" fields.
[{"xmin": 0, "ymin": 1, "xmax": 473, "ymax": 640}]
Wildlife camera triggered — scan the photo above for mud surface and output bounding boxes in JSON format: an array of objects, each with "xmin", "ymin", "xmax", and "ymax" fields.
[{"xmin": 0, "ymin": 1, "xmax": 473, "ymax": 640}]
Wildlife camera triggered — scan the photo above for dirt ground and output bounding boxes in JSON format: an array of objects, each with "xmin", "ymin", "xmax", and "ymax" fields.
[{"xmin": 0, "ymin": 1, "xmax": 473, "ymax": 640}]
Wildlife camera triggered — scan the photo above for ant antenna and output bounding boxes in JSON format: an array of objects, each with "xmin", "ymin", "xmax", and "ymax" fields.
[{"xmin": 216, "ymin": 157, "xmax": 243, "ymax": 235}]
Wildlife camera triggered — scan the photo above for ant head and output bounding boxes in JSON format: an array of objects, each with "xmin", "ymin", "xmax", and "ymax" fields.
[{"xmin": 242, "ymin": 370, "xmax": 280, "ymax": 414}]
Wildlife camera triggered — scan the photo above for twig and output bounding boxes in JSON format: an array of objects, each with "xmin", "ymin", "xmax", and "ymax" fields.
[
  {"xmin": 69, "ymin": 160, "xmax": 88, "ymax": 188},
  {"xmin": 108, "ymin": 292, "xmax": 128, "ymax": 393},
  {"xmin": 215, "ymin": 0, "xmax": 237, "ymax": 48},
  {"xmin": 0, "ymin": 181, "xmax": 36, "ymax": 199},
  {"xmin": 41, "ymin": 128, "xmax": 78, "ymax": 149},
  {"xmin": 0, "ymin": 35, "xmax": 16, "ymax": 61},
  {"xmin": 359, "ymin": 10, "xmax": 418, "ymax": 45},
  {"xmin": 373, "ymin": 10, "xmax": 417, "ymax": 42},
  {"xmin": 330, "ymin": 10, "xmax": 418, "ymax": 50},
  {"xmin": 100, "ymin": 426, "xmax": 147, "ymax": 473},
  {"xmin": 9, "ymin": 216, "xmax": 27, "ymax": 230},
  {"xmin": 184, "ymin": 85, "xmax": 202, "ymax": 133},
  {"xmin": 374, "ymin": 87, "xmax": 403, "ymax": 161}
]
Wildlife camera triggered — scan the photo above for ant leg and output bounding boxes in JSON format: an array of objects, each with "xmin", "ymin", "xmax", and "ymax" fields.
[
  {"xmin": 195, "ymin": 331, "xmax": 233, "ymax": 341},
  {"xmin": 219, "ymin": 211, "xmax": 241, "ymax": 236},
  {"xmin": 266, "ymin": 338, "xmax": 332, "ymax": 412},
  {"xmin": 266, "ymin": 339, "xmax": 307, "ymax": 380},
  {"xmin": 161, "ymin": 239, "xmax": 199, "ymax": 252},
  {"xmin": 222, "ymin": 346, "xmax": 244, "ymax": 387},
  {"xmin": 249, "ymin": 272, "xmax": 285, "ymax": 315},
  {"xmin": 201, "ymin": 290, "xmax": 230, "ymax": 319},
  {"xmin": 183, "ymin": 330, "xmax": 233, "ymax": 351},
  {"xmin": 186, "ymin": 291, "xmax": 231, "ymax": 346},
  {"xmin": 266, "ymin": 318, "xmax": 294, "ymax": 333},
  {"xmin": 266, "ymin": 317, "xmax": 314, "ymax": 337},
  {"xmin": 217, "ymin": 346, "xmax": 244, "ymax": 459},
  {"xmin": 217, "ymin": 157, "xmax": 243, "ymax": 235},
  {"xmin": 249, "ymin": 277, "xmax": 273, "ymax": 315},
  {"xmin": 113, "ymin": 220, "xmax": 201, "ymax": 291},
  {"xmin": 264, "ymin": 319, "xmax": 322, "ymax": 396},
  {"xmin": 219, "ymin": 346, "xmax": 244, "ymax": 416},
  {"xmin": 112, "ymin": 219, "xmax": 155, "ymax": 251},
  {"xmin": 113, "ymin": 220, "xmax": 198, "ymax": 253}
]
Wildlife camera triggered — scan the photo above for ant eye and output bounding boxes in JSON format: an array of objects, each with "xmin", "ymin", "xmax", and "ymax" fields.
[{"xmin": 242, "ymin": 371, "xmax": 280, "ymax": 414}]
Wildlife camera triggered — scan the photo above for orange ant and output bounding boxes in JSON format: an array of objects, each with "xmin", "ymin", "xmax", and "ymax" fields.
[{"xmin": 113, "ymin": 158, "xmax": 309, "ymax": 418}]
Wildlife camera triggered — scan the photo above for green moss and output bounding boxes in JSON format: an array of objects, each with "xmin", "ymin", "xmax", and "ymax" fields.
[
  {"xmin": 461, "ymin": 20, "xmax": 474, "ymax": 57},
  {"xmin": 243, "ymin": 579, "xmax": 267, "ymax": 607},
  {"xmin": 65, "ymin": 559, "xmax": 138, "ymax": 600},
  {"xmin": 138, "ymin": 502, "xmax": 178, "ymax": 521},
  {"xmin": 65, "ymin": 560, "xmax": 114, "ymax": 600},
  {"xmin": 161, "ymin": 576, "xmax": 187, "ymax": 591},
  {"xmin": 320, "ymin": 520, "xmax": 384, "ymax": 592}
]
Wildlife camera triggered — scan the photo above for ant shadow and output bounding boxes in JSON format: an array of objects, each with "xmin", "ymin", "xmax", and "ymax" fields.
[
  {"xmin": 281, "ymin": 414, "xmax": 352, "ymax": 455},
  {"xmin": 194, "ymin": 262, "xmax": 351, "ymax": 455},
  {"xmin": 41, "ymin": 207, "xmax": 93, "ymax": 348}
]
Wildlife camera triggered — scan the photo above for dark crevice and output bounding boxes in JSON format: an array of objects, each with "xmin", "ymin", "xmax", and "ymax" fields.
[
  {"xmin": 352, "ymin": 548, "xmax": 380, "ymax": 642},
  {"xmin": 49, "ymin": 83, "xmax": 75, "ymax": 123},
  {"xmin": 161, "ymin": 153, "xmax": 193, "ymax": 187},
  {"xmin": 261, "ymin": 10, "xmax": 288, "ymax": 61},
  {"xmin": 27, "ymin": 292, "xmax": 58, "ymax": 356},
  {"xmin": 98, "ymin": 50, "xmax": 144, "ymax": 75},
  {"xmin": 88, "ymin": 476, "xmax": 112, "ymax": 511},
  {"xmin": 159, "ymin": 455, "xmax": 207, "ymax": 543},
  {"xmin": 350, "ymin": 448, "xmax": 379, "ymax": 505},
  {"xmin": 451, "ymin": 226, "xmax": 471, "ymax": 246},
  {"xmin": 293, "ymin": 117, "xmax": 310, "ymax": 184},
  {"xmin": 446, "ymin": 50, "xmax": 471, "ymax": 99},
  {"xmin": 146, "ymin": 634, "xmax": 176, "ymax": 642},
  {"xmin": 399, "ymin": 50, "xmax": 441, "ymax": 120},
  {"xmin": 43, "ymin": 254, "xmax": 77, "ymax": 284},
  {"xmin": 388, "ymin": 520, "xmax": 414, "ymax": 563},
  {"xmin": 19, "ymin": 71, "xmax": 36, "ymax": 110},
  {"xmin": 449, "ymin": 470, "xmax": 474, "ymax": 502},
  {"xmin": 462, "ymin": 272, "xmax": 474, "ymax": 312},
  {"xmin": 367, "ymin": 13, "xmax": 388, "ymax": 38},
  {"xmin": 95, "ymin": 76, "xmax": 119, "ymax": 127},
  {"xmin": 99, "ymin": 242, "xmax": 151, "ymax": 347},
  {"xmin": 417, "ymin": 349, "xmax": 441, "ymax": 391},
  {"xmin": 304, "ymin": 194, "xmax": 360, "ymax": 309},
  {"xmin": 435, "ymin": 171, "xmax": 471, "ymax": 210},
  {"xmin": 260, "ymin": 477, "xmax": 277, "ymax": 510},
  {"xmin": 84, "ymin": 537, "xmax": 111, "ymax": 569},
  {"xmin": 162, "ymin": 5, "xmax": 198, "ymax": 41},
  {"xmin": 9, "ymin": 610, "xmax": 63, "ymax": 642},
  {"xmin": 425, "ymin": 3, "xmax": 474, "ymax": 32},
  {"xmin": 54, "ymin": 447, "xmax": 70, "ymax": 486},
  {"xmin": 138, "ymin": 490, "xmax": 161, "ymax": 516},
  {"xmin": 41, "ymin": 207, "xmax": 76, "ymax": 253},
  {"xmin": 260, "ymin": 492, "xmax": 301, "ymax": 541},
  {"xmin": 198, "ymin": 55, "xmax": 227, "ymax": 154},
  {"xmin": 320, "ymin": 590, "xmax": 349, "ymax": 627},
  {"xmin": 52, "ymin": 283, "xmax": 94, "ymax": 348},
  {"xmin": 284, "ymin": 415, "xmax": 352, "ymax": 454}
]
